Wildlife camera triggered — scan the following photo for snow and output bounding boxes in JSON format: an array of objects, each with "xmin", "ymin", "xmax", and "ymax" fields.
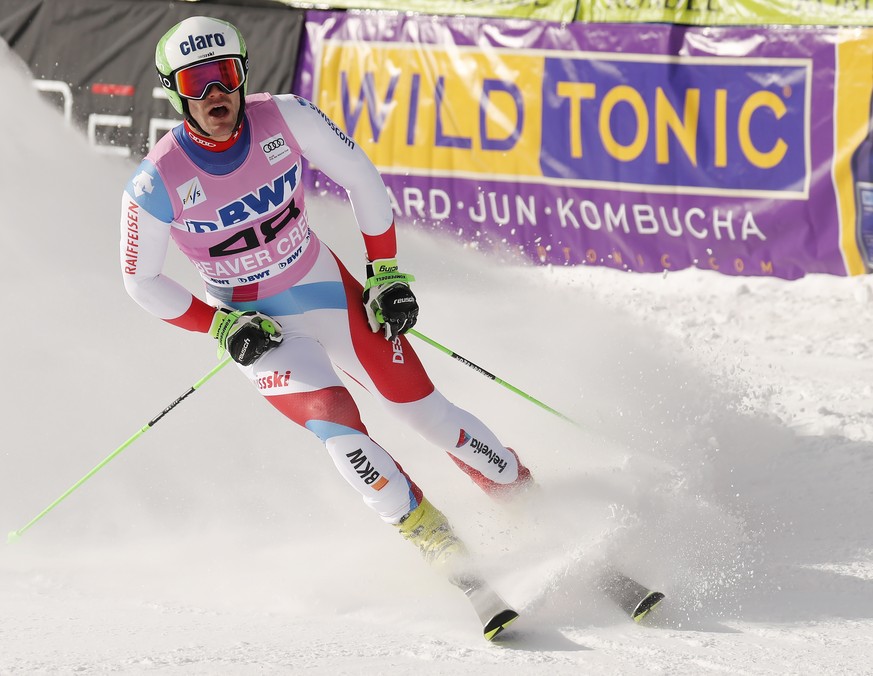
[{"xmin": 2, "ymin": 43, "xmax": 873, "ymax": 674}]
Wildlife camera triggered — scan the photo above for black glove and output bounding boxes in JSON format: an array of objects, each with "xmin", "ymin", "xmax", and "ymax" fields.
[
  {"xmin": 363, "ymin": 258, "xmax": 419, "ymax": 340},
  {"xmin": 209, "ymin": 308, "xmax": 283, "ymax": 366}
]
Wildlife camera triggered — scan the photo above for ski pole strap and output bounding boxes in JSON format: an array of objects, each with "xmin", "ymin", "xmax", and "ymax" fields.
[
  {"xmin": 6, "ymin": 357, "xmax": 233, "ymax": 544},
  {"xmin": 364, "ymin": 258, "xmax": 415, "ymax": 289},
  {"xmin": 407, "ymin": 329, "xmax": 578, "ymax": 426}
]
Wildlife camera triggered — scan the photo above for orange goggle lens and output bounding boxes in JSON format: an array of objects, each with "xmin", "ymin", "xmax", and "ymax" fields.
[{"xmin": 174, "ymin": 57, "xmax": 245, "ymax": 100}]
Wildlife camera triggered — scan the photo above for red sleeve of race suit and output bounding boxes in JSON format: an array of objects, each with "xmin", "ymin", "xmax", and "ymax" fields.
[
  {"xmin": 163, "ymin": 296, "xmax": 216, "ymax": 332},
  {"xmin": 362, "ymin": 225, "xmax": 397, "ymax": 262}
]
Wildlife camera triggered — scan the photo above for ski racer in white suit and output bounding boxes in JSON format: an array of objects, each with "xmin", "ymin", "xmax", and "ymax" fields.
[{"xmin": 120, "ymin": 16, "xmax": 533, "ymax": 577}]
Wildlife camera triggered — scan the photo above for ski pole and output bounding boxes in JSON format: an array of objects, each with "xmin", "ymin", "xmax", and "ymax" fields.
[
  {"xmin": 6, "ymin": 357, "xmax": 233, "ymax": 545},
  {"xmin": 408, "ymin": 329, "xmax": 579, "ymax": 426}
]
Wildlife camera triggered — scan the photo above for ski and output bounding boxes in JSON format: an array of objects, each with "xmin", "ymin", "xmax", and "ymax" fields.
[
  {"xmin": 459, "ymin": 577, "xmax": 519, "ymax": 641},
  {"xmin": 596, "ymin": 567, "xmax": 665, "ymax": 623},
  {"xmin": 456, "ymin": 568, "xmax": 660, "ymax": 638}
]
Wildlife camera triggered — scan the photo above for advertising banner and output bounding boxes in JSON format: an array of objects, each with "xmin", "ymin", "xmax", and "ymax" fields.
[
  {"xmin": 283, "ymin": 0, "xmax": 576, "ymax": 22},
  {"xmin": 0, "ymin": 0, "xmax": 305, "ymax": 159},
  {"xmin": 296, "ymin": 12, "xmax": 873, "ymax": 278},
  {"xmin": 576, "ymin": 0, "xmax": 873, "ymax": 27}
]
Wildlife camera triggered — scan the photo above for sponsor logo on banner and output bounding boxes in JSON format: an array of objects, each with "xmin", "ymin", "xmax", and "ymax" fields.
[
  {"xmin": 313, "ymin": 36, "xmax": 826, "ymax": 277},
  {"xmin": 541, "ymin": 55, "xmax": 809, "ymax": 196},
  {"xmin": 318, "ymin": 43, "xmax": 809, "ymax": 197},
  {"xmin": 176, "ymin": 177, "xmax": 206, "ymax": 210},
  {"xmin": 261, "ymin": 133, "xmax": 292, "ymax": 165}
]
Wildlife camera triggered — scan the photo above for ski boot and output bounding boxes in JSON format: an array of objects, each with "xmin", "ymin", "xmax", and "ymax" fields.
[{"xmin": 396, "ymin": 497, "xmax": 519, "ymax": 640}]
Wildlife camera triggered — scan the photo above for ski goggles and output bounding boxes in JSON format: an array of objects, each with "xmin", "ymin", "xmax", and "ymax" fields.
[{"xmin": 173, "ymin": 56, "xmax": 246, "ymax": 100}]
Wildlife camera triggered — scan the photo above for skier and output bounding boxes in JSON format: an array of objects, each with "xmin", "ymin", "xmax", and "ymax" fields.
[{"xmin": 120, "ymin": 15, "xmax": 533, "ymax": 636}]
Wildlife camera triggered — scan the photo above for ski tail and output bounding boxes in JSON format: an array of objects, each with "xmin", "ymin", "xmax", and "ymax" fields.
[
  {"xmin": 483, "ymin": 608, "xmax": 519, "ymax": 641},
  {"xmin": 631, "ymin": 590, "xmax": 665, "ymax": 623},
  {"xmin": 596, "ymin": 567, "xmax": 665, "ymax": 623},
  {"xmin": 460, "ymin": 577, "xmax": 519, "ymax": 641}
]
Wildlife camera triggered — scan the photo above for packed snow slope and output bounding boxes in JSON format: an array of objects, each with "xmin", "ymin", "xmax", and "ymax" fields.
[{"xmin": 1, "ymin": 44, "xmax": 872, "ymax": 675}]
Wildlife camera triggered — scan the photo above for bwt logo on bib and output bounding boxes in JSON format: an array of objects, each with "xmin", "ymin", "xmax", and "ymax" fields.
[
  {"xmin": 218, "ymin": 164, "xmax": 299, "ymax": 226},
  {"xmin": 179, "ymin": 33, "xmax": 226, "ymax": 55},
  {"xmin": 183, "ymin": 164, "xmax": 301, "ymax": 232}
]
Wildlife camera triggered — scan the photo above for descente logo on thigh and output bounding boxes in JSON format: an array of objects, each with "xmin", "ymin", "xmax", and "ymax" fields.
[{"xmin": 392, "ymin": 337, "xmax": 404, "ymax": 364}]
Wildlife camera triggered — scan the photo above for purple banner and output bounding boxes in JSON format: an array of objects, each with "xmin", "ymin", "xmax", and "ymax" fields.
[{"xmin": 295, "ymin": 13, "xmax": 866, "ymax": 278}]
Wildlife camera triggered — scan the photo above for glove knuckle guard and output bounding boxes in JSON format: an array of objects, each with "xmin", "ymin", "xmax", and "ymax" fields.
[{"xmin": 228, "ymin": 326, "xmax": 267, "ymax": 366}]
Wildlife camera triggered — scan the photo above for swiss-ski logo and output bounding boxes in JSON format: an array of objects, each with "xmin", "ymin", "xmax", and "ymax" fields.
[{"xmin": 255, "ymin": 370, "xmax": 292, "ymax": 391}]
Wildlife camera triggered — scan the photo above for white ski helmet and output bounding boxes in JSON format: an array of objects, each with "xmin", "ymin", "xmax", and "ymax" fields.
[{"xmin": 155, "ymin": 16, "xmax": 249, "ymax": 130}]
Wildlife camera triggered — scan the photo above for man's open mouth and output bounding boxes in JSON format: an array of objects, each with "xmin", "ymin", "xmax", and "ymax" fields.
[{"xmin": 209, "ymin": 105, "xmax": 229, "ymax": 117}]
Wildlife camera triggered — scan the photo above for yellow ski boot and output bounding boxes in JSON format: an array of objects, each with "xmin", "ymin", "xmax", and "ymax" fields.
[{"xmin": 395, "ymin": 497, "xmax": 469, "ymax": 571}]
